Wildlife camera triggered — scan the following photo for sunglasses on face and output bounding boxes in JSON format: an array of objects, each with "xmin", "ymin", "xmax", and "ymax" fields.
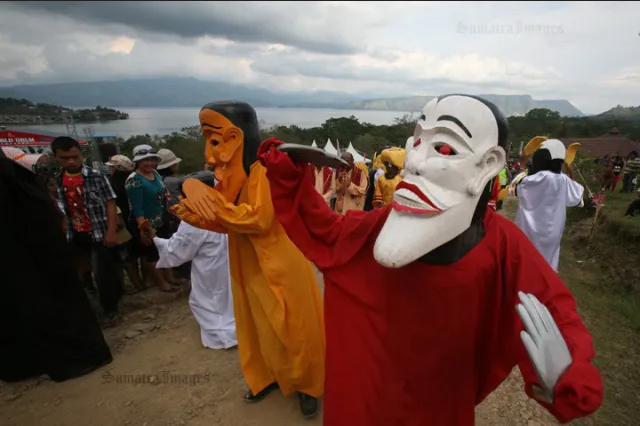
[{"xmin": 136, "ymin": 149, "xmax": 157, "ymax": 156}]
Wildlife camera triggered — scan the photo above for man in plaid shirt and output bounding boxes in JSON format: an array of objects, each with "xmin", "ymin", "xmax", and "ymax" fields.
[{"xmin": 52, "ymin": 136, "xmax": 123, "ymax": 327}]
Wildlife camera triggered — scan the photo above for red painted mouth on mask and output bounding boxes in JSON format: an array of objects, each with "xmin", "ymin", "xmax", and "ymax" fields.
[
  {"xmin": 395, "ymin": 181, "xmax": 442, "ymax": 212},
  {"xmin": 391, "ymin": 200, "xmax": 442, "ymax": 215}
]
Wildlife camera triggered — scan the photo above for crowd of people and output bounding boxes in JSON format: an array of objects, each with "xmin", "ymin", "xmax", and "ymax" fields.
[
  {"xmin": 1, "ymin": 94, "xmax": 609, "ymax": 425},
  {"xmin": 0, "ymin": 136, "xmax": 239, "ymax": 382},
  {"xmin": 597, "ymin": 151, "xmax": 640, "ymax": 193}
]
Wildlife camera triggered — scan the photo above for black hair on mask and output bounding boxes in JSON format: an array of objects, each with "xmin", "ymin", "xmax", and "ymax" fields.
[
  {"xmin": 530, "ymin": 149, "xmax": 563, "ymax": 175},
  {"xmin": 178, "ymin": 171, "xmax": 216, "ymax": 198}
]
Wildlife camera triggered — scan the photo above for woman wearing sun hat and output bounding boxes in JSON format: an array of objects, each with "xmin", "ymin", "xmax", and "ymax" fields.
[{"xmin": 125, "ymin": 145, "xmax": 179, "ymax": 292}]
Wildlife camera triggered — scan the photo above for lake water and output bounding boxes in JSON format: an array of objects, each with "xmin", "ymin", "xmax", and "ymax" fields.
[{"xmin": 12, "ymin": 107, "xmax": 413, "ymax": 139}]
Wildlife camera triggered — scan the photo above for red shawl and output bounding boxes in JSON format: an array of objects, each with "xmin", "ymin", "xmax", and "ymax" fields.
[{"xmin": 351, "ymin": 166, "xmax": 362, "ymax": 186}]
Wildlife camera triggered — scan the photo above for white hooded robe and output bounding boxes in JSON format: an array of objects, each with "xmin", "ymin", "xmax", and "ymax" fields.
[
  {"xmin": 514, "ymin": 171, "xmax": 584, "ymax": 271},
  {"xmin": 154, "ymin": 222, "xmax": 237, "ymax": 349}
]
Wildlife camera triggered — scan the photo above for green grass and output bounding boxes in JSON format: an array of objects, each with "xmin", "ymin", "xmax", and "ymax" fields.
[
  {"xmin": 502, "ymin": 199, "xmax": 640, "ymax": 426},
  {"xmin": 597, "ymin": 191, "xmax": 640, "ymax": 240}
]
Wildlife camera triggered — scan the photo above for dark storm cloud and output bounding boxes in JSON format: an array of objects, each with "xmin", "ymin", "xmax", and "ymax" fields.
[
  {"xmin": 3, "ymin": 1, "xmax": 361, "ymax": 55},
  {"xmin": 249, "ymin": 52, "xmax": 554, "ymax": 93}
]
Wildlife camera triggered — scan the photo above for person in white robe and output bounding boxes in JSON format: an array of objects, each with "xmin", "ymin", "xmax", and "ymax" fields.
[
  {"xmin": 153, "ymin": 221, "xmax": 237, "ymax": 349},
  {"xmin": 513, "ymin": 139, "xmax": 584, "ymax": 271}
]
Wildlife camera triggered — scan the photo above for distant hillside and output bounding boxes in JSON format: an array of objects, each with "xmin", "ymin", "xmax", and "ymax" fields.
[
  {"xmin": 0, "ymin": 97, "xmax": 128, "ymax": 124},
  {"xmin": 0, "ymin": 79, "xmax": 585, "ymax": 118},
  {"xmin": 597, "ymin": 105, "xmax": 640, "ymax": 120},
  {"xmin": 343, "ymin": 94, "xmax": 584, "ymax": 117},
  {"xmin": 0, "ymin": 78, "xmax": 363, "ymax": 109}
]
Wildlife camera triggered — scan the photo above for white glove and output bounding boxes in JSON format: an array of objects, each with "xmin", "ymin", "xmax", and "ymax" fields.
[{"xmin": 516, "ymin": 292, "xmax": 573, "ymax": 402}]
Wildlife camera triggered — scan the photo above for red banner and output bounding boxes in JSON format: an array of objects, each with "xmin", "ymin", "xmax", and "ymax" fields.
[{"xmin": 0, "ymin": 130, "xmax": 87, "ymax": 147}]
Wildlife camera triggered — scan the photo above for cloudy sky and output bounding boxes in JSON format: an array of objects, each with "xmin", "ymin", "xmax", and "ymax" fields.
[{"xmin": 0, "ymin": 1, "xmax": 638, "ymax": 113}]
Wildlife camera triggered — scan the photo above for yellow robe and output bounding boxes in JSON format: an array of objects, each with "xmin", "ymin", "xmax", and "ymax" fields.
[
  {"xmin": 194, "ymin": 163, "xmax": 325, "ymax": 398},
  {"xmin": 373, "ymin": 174, "xmax": 402, "ymax": 207}
]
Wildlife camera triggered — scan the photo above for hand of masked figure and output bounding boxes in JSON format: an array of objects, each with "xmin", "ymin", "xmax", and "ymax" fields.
[
  {"xmin": 171, "ymin": 183, "xmax": 219, "ymax": 231},
  {"xmin": 516, "ymin": 292, "xmax": 572, "ymax": 402}
]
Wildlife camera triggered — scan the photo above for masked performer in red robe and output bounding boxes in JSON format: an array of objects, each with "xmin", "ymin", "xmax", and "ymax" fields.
[{"xmin": 258, "ymin": 94, "xmax": 603, "ymax": 426}]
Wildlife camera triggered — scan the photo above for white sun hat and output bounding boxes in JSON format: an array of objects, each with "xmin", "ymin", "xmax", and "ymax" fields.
[
  {"xmin": 132, "ymin": 144, "xmax": 161, "ymax": 162},
  {"xmin": 156, "ymin": 148, "xmax": 182, "ymax": 170}
]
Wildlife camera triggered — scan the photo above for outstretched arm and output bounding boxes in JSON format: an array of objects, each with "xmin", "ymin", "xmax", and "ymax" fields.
[
  {"xmin": 498, "ymin": 170, "xmax": 528, "ymax": 201},
  {"xmin": 154, "ymin": 221, "xmax": 207, "ymax": 268},
  {"xmin": 259, "ymin": 138, "xmax": 386, "ymax": 270},
  {"xmin": 563, "ymin": 174, "xmax": 584, "ymax": 208},
  {"xmin": 179, "ymin": 165, "xmax": 274, "ymax": 235},
  {"xmin": 508, "ymin": 226, "xmax": 603, "ymax": 423}
]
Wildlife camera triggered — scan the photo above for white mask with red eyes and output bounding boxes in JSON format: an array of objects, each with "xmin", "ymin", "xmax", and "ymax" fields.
[{"xmin": 373, "ymin": 95, "xmax": 506, "ymax": 268}]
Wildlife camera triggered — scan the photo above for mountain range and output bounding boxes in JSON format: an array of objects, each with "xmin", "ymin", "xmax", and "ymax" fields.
[
  {"xmin": 0, "ymin": 77, "xmax": 585, "ymax": 117},
  {"xmin": 342, "ymin": 95, "xmax": 584, "ymax": 117}
]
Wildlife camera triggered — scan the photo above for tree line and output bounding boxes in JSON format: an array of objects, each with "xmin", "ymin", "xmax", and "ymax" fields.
[
  {"xmin": 108, "ymin": 108, "xmax": 640, "ymax": 174},
  {"xmin": 0, "ymin": 97, "xmax": 129, "ymax": 122}
]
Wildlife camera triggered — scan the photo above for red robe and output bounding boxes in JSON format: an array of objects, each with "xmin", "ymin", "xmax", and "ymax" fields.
[{"xmin": 260, "ymin": 143, "xmax": 603, "ymax": 426}]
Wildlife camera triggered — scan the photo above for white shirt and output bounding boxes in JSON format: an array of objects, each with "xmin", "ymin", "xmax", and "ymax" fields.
[
  {"xmin": 514, "ymin": 171, "xmax": 584, "ymax": 271},
  {"xmin": 154, "ymin": 222, "xmax": 237, "ymax": 349}
]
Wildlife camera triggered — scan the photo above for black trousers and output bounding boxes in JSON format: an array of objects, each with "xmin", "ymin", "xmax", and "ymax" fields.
[{"xmin": 72, "ymin": 233, "xmax": 124, "ymax": 315}]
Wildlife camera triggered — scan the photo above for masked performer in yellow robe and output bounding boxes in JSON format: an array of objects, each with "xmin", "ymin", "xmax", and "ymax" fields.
[
  {"xmin": 172, "ymin": 101, "xmax": 324, "ymax": 419},
  {"xmin": 372, "ymin": 147, "xmax": 406, "ymax": 208}
]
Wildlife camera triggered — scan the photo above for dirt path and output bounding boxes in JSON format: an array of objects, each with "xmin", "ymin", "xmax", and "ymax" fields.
[
  {"xmin": 0, "ymin": 280, "xmax": 560, "ymax": 426},
  {"xmin": 1, "ymin": 202, "xmax": 563, "ymax": 426}
]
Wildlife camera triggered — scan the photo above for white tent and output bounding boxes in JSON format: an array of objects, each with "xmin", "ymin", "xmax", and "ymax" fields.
[
  {"xmin": 311, "ymin": 140, "xmax": 318, "ymax": 148},
  {"xmin": 324, "ymin": 138, "xmax": 338, "ymax": 155},
  {"xmin": 347, "ymin": 141, "xmax": 371, "ymax": 164}
]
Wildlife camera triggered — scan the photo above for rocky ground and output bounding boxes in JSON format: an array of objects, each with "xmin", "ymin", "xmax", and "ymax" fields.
[{"xmin": 1, "ymin": 203, "xmax": 568, "ymax": 426}]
